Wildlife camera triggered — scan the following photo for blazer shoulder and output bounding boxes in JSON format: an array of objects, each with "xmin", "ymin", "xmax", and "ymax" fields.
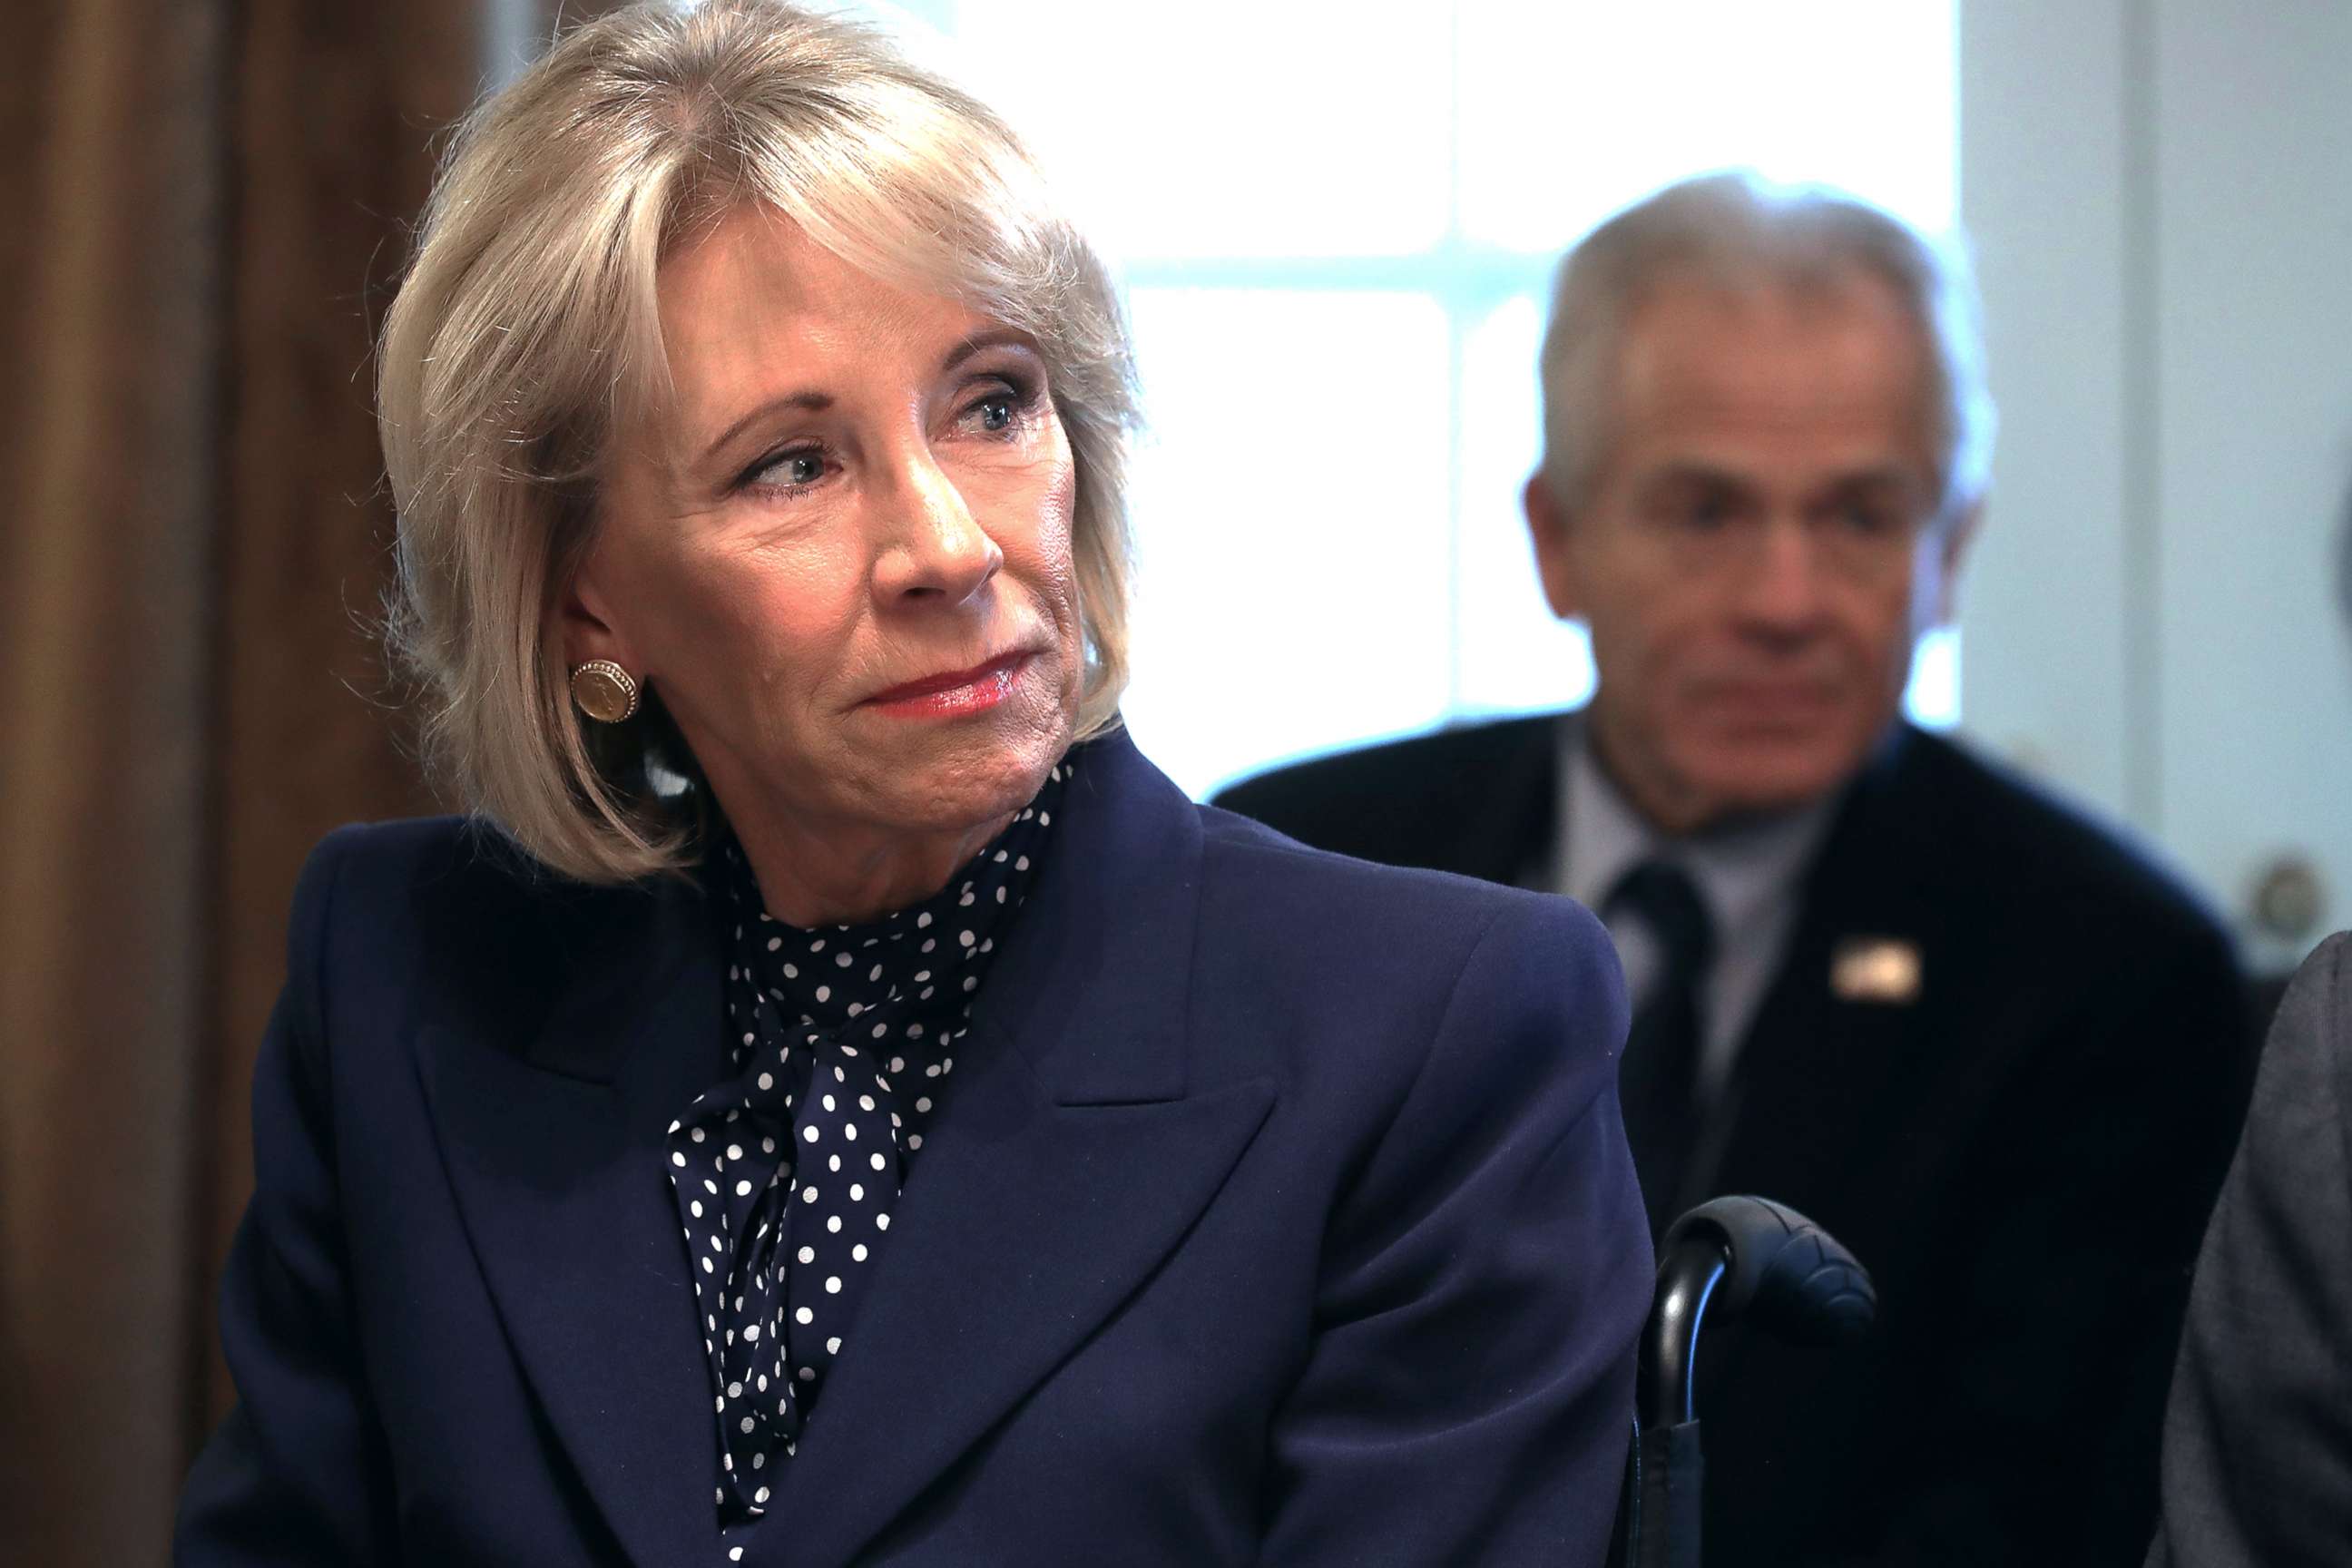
[
  {"xmin": 1196, "ymin": 799, "xmax": 1622, "ymax": 1034},
  {"xmin": 1210, "ymin": 714, "xmax": 1559, "ymax": 870},
  {"xmin": 287, "ymin": 814, "xmax": 693, "ymax": 1044},
  {"xmin": 1883, "ymin": 730, "xmax": 2232, "ymax": 956},
  {"xmin": 1215, "ymin": 714, "xmax": 1553, "ymax": 817}
]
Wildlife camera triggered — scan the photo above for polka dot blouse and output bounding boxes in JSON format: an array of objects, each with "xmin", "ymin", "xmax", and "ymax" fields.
[{"xmin": 664, "ymin": 760, "xmax": 1066, "ymax": 1555}]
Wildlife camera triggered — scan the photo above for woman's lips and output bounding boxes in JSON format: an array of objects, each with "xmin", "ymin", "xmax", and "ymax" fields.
[{"xmin": 863, "ymin": 651, "xmax": 1033, "ymax": 718}]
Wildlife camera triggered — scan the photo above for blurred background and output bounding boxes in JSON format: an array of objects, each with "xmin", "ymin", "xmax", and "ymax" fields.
[{"xmin": 4, "ymin": 0, "xmax": 2349, "ymax": 1561}]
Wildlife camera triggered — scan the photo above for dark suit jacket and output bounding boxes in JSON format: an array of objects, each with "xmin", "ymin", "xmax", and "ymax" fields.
[
  {"xmin": 2147, "ymin": 932, "xmax": 2352, "ymax": 1567},
  {"xmin": 175, "ymin": 730, "xmax": 1651, "ymax": 1567},
  {"xmin": 1217, "ymin": 714, "xmax": 2250, "ymax": 1567}
]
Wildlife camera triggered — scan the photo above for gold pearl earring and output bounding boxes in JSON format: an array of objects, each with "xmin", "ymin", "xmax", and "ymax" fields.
[{"xmin": 570, "ymin": 660, "xmax": 641, "ymax": 723}]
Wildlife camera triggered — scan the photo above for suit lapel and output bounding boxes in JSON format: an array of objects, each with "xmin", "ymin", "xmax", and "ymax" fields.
[
  {"xmin": 417, "ymin": 872, "xmax": 731, "ymax": 1568},
  {"xmin": 1691, "ymin": 728, "xmax": 1934, "ymax": 1216},
  {"xmin": 762, "ymin": 730, "xmax": 1275, "ymax": 1568}
]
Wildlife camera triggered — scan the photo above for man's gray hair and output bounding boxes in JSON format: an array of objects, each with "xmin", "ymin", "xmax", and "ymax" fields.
[{"xmin": 1536, "ymin": 170, "xmax": 1996, "ymax": 518}]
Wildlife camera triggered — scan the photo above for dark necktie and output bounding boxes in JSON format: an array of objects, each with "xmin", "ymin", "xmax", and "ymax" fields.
[{"xmin": 1606, "ymin": 858, "xmax": 1716, "ymax": 1227}]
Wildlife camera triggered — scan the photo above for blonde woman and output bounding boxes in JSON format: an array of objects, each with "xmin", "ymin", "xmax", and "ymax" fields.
[{"xmin": 174, "ymin": 5, "xmax": 1649, "ymax": 1563}]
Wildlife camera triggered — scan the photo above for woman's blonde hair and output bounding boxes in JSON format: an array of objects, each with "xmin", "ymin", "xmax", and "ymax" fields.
[{"xmin": 378, "ymin": 0, "xmax": 1138, "ymax": 884}]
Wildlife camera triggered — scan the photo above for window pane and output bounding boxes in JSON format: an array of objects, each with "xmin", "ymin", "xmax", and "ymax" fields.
[
  {"xmin": 943, "ymin": 1, "xmax": 1454, "ymax": 260},
  {"xmin": 1120, "ymin": 290, "xmax": 1455, "ymax": 796},
  {"xmin": 1456, "ymin": 0, "xmax": 1957, "ymax": 251},
  {"xmin": 1456, "ymin": 294, "xmax": 1597, "ymax": 713}
]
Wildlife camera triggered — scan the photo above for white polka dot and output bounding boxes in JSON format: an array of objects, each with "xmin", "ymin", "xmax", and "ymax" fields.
[
  {"xmin": 844, "ymin": 1123, "xmax": 858, "ymax": 1142},
  {"xmin": 744, "ymin": 1323, "xmax": 760, "ymax": 1342},
  {"xmin": 825, "ymin": 1276, "xmax": 841, "ymax": 1294},
  {"xmin": 827, "ymin": 1335, "xmax": 843, "ymax": 1353},
  {"xmin": 876, "ymin": 1213, "xmax": 891, "ymax": 1230},
  {"xmin": 757, "ymin": 1073, "xmax": 773, "ymax": 1091},
  {"xmin": 736, "ymin": 1180, "xmax": 752, "ymax": 1197},
  {"xmin": 870, "ymin": 1152, "xmax": 887, "ymax": 1171},
  {"xmin": 671, "ymin": 1152, "xmax": 687, "ymax": 1167},
  {"xmin": 796, "ymin": 1307, "xmax": 814, "ymax": 1325},
  {"xmin": 798, "ymin": 1246, "xmax": 814, "ymax": 1264},
  {"xmin": 727, "ymin": 1144, "xmax": 743, "ymax": 1161},
  {"xmin": 802, "ymin": 1126, "xmax": 819, "ymax": 1143},
  {"xmin": 741, "ymin": 1416, "xmax": 756, "ymax": 1434},
  {"xmin": 691, "ymin": 1128, "xmax": 707, "ymax": 1143},
  {"xmin": 852, "ymin": 1244, "xmax": 868, "ymax": 1261},
  {"xmin": 822, "ymin": 1094, "xmax": 835, "ymax": 1112},
  {"xmin": 827, "ymin": 1215, "xmax": 842, "ymax": 1233},
  {"xmin": 801, "ymin": 1186, "xmax": 819, "ymax": 1204},
  {"xmin": 849, "ymin": 1183, "xmax": 864, "ymax": 1201}
]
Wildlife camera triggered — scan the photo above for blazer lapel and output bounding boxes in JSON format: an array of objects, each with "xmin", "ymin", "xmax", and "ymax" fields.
[
  {"xmin": 1690, "ymin": 727, "xmax": 1933, "ymax": 1217},
  {"xmin": 417, "ymin": 872, "xmax": 731, "ymax": 1568},
  {"xmin": 762, "ymin": 730, "xmax": 1277, "ymax": 1568}
]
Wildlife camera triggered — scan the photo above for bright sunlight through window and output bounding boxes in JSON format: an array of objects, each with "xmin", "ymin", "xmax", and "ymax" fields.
[{"xmin": 860, "ymin": 0, "xmax": 1960, "ymax": 796}]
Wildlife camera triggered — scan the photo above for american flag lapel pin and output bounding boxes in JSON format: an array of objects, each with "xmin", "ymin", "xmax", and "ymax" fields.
[{"xmin": 1830, "ymin": 936, "xmax": 1923, "ymax": 1004}]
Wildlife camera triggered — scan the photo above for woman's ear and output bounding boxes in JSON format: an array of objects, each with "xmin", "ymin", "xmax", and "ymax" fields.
[
  {"xmin": 561, "ymin": 547, "xmax": 642, "ymax": 675},
  {"xmin": 1524, "ymin": 472, "xmax": 1585, "ymax": 622}
]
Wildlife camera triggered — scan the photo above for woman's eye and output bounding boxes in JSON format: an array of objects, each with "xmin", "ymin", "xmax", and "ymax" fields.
[
  {"xmin": 971, "ymin": 395, "xmax": 1016, "ymax": 434},
  {"xmin": 747, "ymin": 450, "xmax": 824, "ymax": 491}
]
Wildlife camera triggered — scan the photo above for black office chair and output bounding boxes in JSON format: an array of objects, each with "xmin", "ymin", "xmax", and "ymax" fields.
[{"xmin": 1612, "ymin": 1195, "xmax": 1877, "ymax": 1568}]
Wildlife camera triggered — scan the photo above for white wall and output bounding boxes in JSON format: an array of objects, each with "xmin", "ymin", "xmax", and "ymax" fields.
[{"xmin": 1962, "ymin": 0, "xmax": 2352, "ymax": 967}]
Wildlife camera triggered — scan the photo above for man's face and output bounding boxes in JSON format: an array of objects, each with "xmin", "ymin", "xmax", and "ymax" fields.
[{"xmin": 1527, "ymin": 270, "xmax": 1976, "ymax": 833}]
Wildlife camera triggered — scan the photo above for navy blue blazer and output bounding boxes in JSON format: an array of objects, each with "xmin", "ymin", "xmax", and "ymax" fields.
[{"xmin": 176, "ymin": 730, "xmax": 1651, "ymax": 1566}]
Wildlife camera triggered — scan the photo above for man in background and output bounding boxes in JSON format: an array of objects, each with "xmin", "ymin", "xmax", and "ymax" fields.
[{"xmin": 1217, "ymin": 173, "xmax": 2248, "ymax": 1565}]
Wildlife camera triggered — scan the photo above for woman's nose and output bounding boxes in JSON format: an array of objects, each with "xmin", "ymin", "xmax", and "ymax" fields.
[{"xmin": 872, "ymin": 451, "xmax": 1002, "ymax": 607}]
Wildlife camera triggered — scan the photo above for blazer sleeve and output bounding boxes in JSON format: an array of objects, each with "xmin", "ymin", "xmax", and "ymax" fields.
[
  {"xmin": 2145, "ymin": 933, "xmax": 2352, "ymax": 1568},
  {"xmin": 1257, "ymin": 896, "xmax": 1651, "ymax": 1566},
  {"xmin": 176, "ymin": 829, "xmax": 401, "ymax": 1565}
]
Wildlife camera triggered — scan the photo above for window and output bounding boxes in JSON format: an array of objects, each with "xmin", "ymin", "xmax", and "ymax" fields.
[{"xmin": 877, "ymin": 0, "xmax": 1961, "ymax": 795}]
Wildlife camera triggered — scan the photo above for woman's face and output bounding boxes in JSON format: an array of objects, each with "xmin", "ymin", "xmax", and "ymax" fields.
[{"xmin": 569, "ymin": 206, "xmax": 1084, "ymax": 857}]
